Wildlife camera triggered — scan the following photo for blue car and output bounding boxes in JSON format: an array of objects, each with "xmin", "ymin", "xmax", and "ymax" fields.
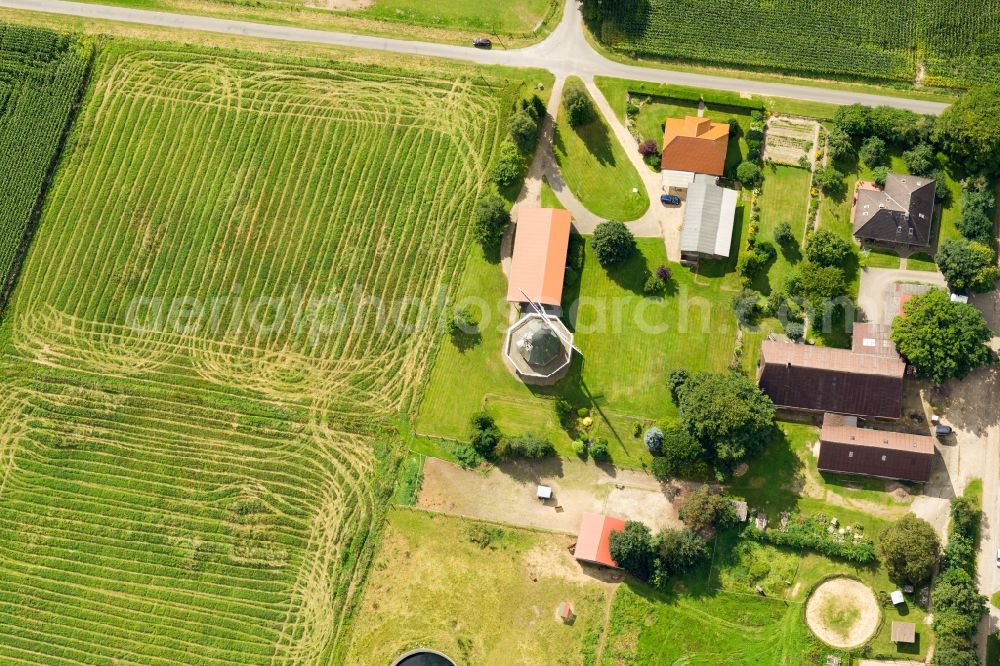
[{"xmin": 660, "ymin": 194, "xmax": 681, "ymax": 205}]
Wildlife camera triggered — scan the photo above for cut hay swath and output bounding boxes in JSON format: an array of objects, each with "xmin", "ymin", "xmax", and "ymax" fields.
[{"xmin": 0, "ymin": 42, "xmax": 517, "ymax": 665}]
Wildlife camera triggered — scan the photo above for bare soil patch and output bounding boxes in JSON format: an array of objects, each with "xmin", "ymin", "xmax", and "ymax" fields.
[
  {"xmin": 805, "ymin": 577, "xmax": 880, "ymax": 648},
  {"xmin": 306, "ymin": 0, "xmax": 372, "ymax": 10}
]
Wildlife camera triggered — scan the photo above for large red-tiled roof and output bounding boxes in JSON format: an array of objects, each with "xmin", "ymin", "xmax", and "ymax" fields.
[
  {"xmin": 506, "ymin": 207, "xmax": 572, "ymax": 307},
  {"xmin": 574, "ymin": 512, "xmax": 625, "ymax": 568},
  {"xmin": 661, "ymin": 116, "xmax": 729, "ymax": 176}
]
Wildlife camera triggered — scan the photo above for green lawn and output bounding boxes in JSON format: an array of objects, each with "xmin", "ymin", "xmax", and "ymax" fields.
[
  {"xmin": 415, "ymin": 237, "xmax": 738, "ymax": 468},
  {"xmin": 755, "ymin": 164, "xmax": 811, "ymax": 294},
  {"xmin": 346, "ymin": 509, "xmax": 610, "ymax": 665},
  {"xmin": 863, "ymin": 246, "xmax": 902, "ymax": 269},
  {"xmin": 553, "ymin": 77, "xmax": 648, "ymax": 221},
  {"xmin": 540, "ymin": 177, "xmax": 565, "ymax": 209},
  {"xmin": 907, "ymin": 252, "xmax": 938, "ymax": 272}
]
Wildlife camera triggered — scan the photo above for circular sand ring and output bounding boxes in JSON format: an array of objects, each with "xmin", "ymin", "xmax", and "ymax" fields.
[{"xmin": 805, "ymin": 577, "xmax": 881, "ymax": 648}]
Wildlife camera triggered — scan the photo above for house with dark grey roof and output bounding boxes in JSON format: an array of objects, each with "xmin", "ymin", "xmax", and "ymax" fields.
[
  {"xmin": 853, "ymin": 173, "xmax": 936, "ymax": 248},
  {"xmin": 757, "ymin": 325, "xmax": 906, "ymax": 419},
  {"xmin": 818, "ymin": 414, "xmax": 934, "ymax": 483},
  {"xmin": 680, "ymin": 173, "xmax": 739, "ymax": 259}
]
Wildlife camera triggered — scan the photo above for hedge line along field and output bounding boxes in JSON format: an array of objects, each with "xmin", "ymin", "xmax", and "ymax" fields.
[
  {"xmin": 593, "ymin": 0, "xmax": 1000, "ymax": 86},
  {"xmin": 0, "ymin": 24, "xmax": 90, "ymax": 303},
  {"xmin": 0, "ymin": 41, "xmax": 520, "ymax": 665}
]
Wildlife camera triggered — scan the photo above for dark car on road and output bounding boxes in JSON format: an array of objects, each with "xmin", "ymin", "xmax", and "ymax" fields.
[
  {"xmin": 660, "ymin": 194, "xmax": 681, "ymax": 205},
  {"xmin": 472, "ymin": 38, "xmax": 492, "ymax": 49}
]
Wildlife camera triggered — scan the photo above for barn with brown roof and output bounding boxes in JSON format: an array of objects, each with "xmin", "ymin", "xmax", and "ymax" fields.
[
  {"xmin": 506, "ymin": 207, "xmax": 572, "ymax": 308},
  {"xmin": 818, "ymin": 414, "xmax": 934, "ymax": 483},
  {"xmin": 660, "ymin": 116, "xmax": 729, "ymax": 189},
  {"xmin": 758, "ymin": 327, "xmax": 906, "ymax": 419},
  {"xmin": 573, "ymin": 512, "xmax": 625, "ymax": 568}
]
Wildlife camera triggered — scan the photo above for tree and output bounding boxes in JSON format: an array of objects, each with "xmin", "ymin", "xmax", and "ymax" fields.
[
  {"xmin": 563, "ymin": 83, "xmax": 595, "ymax": 127},
  {"xmin": 858, "ymin": 136, "xmax": 887, "ymax": 167},
  {"xmin": 491, "ymin": 139, "xmax": 523, "ymax": 187},
  {"xmin": 872, "ymin": 165, "xmax": 890, "ymax": 188},
  {"xmin": 667, "ymin": 368, "xmax": 690, "ymax": 404},
  {"xmin": 496, "ymin": 433, "xmax": 556, "ymax": 459},
  {"xmin": 957, "ymin": 182, "xmax": 997, "ymax": 246},
  {"xmin": 736, "ymin": 160, "xmax": 761, "ymax": 187},
  {"xmin": 676, "ymin": 372, "xmax": 775, "ymax": 469},
  {"xmin": 833, "ymin": 103, "xmax": 871, "ymax": 136},
  {"xmin": 932, "ymin": 648, "xmax": 979, "ymax": 666},
  {"xmin": 643, "ymin": 426, "xmax": 664, "ymax": 454},
  {"xmin": 554, "ymin": 398, "xmax": 573, "ymax": 424},
  {"xmin": 786, "ymin": 262, "xmax": 849, "ymax": 311},
  {"xmin": 591, "ymin": 220, "xmax": 636, "ymax": 267},
  {"xmin": 931, "ymin": 568, "xmax": 988, "ymax": 636},
  {"xmin": 826, "ymin": 126, "xmax": 854, "ymax": 160},
  {"xmin": 651, "ymin": 424, "xmax": 704, "ymax": 480},
  {"xmin": 679, "ymin": 485, "xmax": 736, "ymax": 531},
  {"xmin": 934, "ymin": 85, "xmax": 1000, "ymax": 176},
  {"xmin": 892, "ymin": 289, "xmax": 994, "ymax": 384},
  {"xmin": 902, "ymin": 142, "xmax": 937, "ymax": 176},
  {"xmin": 813, "ymin": 165, "xmax": 845, "ymax": 197},
  {"xmin": 471, "ymin": 192, "xmax": 510, "ymax": 251},
  {"xmin": 469, "ymin": 411, "xmax": 502, "ymax": 457},
  {"xmin": 609, "ymin": 520, "xmax": 656, "ymax": 578},
  {"xmin": 774, "ymin": 221, "xmax": 795, "ymax": 246},
  {"xmin": 869, "ymin": 105, "xmax": 922, "ymax": 144},
  {"xmin": 876, "ymin": 514, "xmax": 940, "ymax": 585},
  {"xmin": 447, "ymin": 305, "xmax": 479, "ymax": 338},
  {"xmin": 937, "ymin": 238, "xmax": 1000, "ymax": 293},
  {"xmin": 657, "ymin": 528, "xmax": 708, "ymax": 575},
  {"xmin": 589, "ymin": 438, "xmax": 610, "ymax": 461},
  {"xmin": 510, "ymin": 108, "xmax": 539, "ymax": 153},
  {"xmin": 805, "ymin": 229, "xmax": 853, "ymax": 267}
]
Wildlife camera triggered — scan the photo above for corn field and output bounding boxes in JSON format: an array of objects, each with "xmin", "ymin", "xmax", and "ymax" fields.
[
  {"xmin": 0, "ymin": 24, "xmax": 90, "ymax": 302},
  {"xmin": 0, "ymin": 42, "xmax": 516, "ymax": 665}
]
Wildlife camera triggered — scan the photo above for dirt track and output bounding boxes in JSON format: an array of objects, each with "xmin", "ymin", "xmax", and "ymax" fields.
[{"xmin": 805, "ymin": 577, "xmax": 880, "ymax": 648}]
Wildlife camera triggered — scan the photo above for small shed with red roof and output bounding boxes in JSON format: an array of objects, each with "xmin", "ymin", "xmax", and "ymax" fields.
[{"xmin": 573, "ymin": 512, "xmax": 625, "ymax": 568}]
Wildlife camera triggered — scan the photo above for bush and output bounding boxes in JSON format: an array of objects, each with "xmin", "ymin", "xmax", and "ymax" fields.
[
  {"xmin": 554, "ymin": 398, "xmax": 573, "ymax": 424},
  {"xmin": 655, "ymin": 264, "xmax": 671, "ymax": 282},
  {"xmin": 872, "ymin": 165, "xmax": 889, "ymax": 188},
  {"xmin": 774, "ymin": 221, "xmax": 795, "ymax": 246},
  {"xmin": 572, "ymin": 439, "xmax": 587, "ymax": 458},
  {"xmin": 805, "ymin": 229, "xmax": 853, "ymax": 267},
  {"xmin": 447, "ymin": 305, "xmax": 479, "ymax": 339},
  {"xmin": 732, "ymin": 287, "xmax": 762, "ymax": 325},
  {"xmin": 859, "ymin": 136, "xmax": 887, "ymax": 167},
  {"xmin": 667, "ymin": 368, "xmax": 690, "ymax": 404},
  {"xmin": 589, "ymin": 438, "xmax": 610, "ymax": 461},
  {"xmin": 591, "ymin": 220, "xmax": 636, "ymax": 267},
  {"xmin": 453, "ymin": 444, "xmax": 484, "ymax": 469},
  {"xmin": 747, "ymin": 514, "xmax": 876, "ymax": 563},
  {"xmin": 876, "ymin": 514, "xmax": 940, "ymax": 584},
  {"xmin": 472, "ymin": 192, "xmax": 511, "ymax": 250},
  {"xmin": 638, "ymin": 139, "xmax": 658, "ymax": 157},
  {"xmin": 643, "ymin": 427, "xmax": 664, "ymax": 454},
  {"xmin": 510, "ymin": 108, "xmax": 539, "ymax": 153},
  {"xmin": 577, "ymin": 407, "xmax": 589, "ymax": 418},
  {"xmin": 491, "ymin": 139, "xmax": 523, "ymax": 187},
  {"xmin": 784, "ymin": 320, "xmax": 805, "ymax": 340},
  {"xmin": 932, "ymin": 568, "xmax": 987, "ymax": 638},
  {"xmin": 496, "ymin": 433, "xmax": 555, "ymax": 459},
  {"xmin": 469, "ymin": 411, "xmax": 502, "ymax": 457},
  {"xmin": 563, "ymin": 84, "xmax": 595, "ymax": 127},
  {"xmin": 678, "ymin": 485, "xmax": 736, "ymax": 531},
  {"xmin": 736, "ymin": 161, "xmax": 761, "ymax": 186},
  {"xmin": 643, "ymin": 274, "xmax": 666, "ymax": 294}
]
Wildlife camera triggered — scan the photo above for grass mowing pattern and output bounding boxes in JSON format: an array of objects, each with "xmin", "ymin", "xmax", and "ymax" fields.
[
  {"xmin": 0, "ymin": 42, "xmax": 515, "ymax": 665},
  {"xmin": 0, "ymin": 24, "xmax": 90, "ymax": 304},
  {"xmin": 594, "ymin": 0, "xmax": 1000, "ymax": 85}
]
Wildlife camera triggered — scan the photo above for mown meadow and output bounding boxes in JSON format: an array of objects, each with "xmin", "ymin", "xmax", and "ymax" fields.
[{"xmin": 0, "ymin": 34, "xmax": 539, "ymax": 665}]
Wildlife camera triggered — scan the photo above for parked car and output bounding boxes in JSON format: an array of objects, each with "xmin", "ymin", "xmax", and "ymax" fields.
[
  {"xmin": 472, "ymin": 38, "xmax": 492, "ymax": 49},
  {"xmin": 995, "ymin": 548, "xmax": 1000, "ymax": 567},
  {"xmin": 935, "ymin": 424, "xmax": 953, "ymax": 437},
  {"xmin": 660, "ymin": 194, "xmax": 681, "ymax": 205}
]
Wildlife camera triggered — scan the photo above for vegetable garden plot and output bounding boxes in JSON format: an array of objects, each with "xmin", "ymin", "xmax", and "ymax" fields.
[{"xmin": 0, "ymin": 43, "xmax": 515, "ymax": 665}]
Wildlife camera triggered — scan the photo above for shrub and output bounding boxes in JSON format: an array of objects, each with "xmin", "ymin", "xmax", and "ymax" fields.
[
  {"xmin": 469, "ymin": 411, "xmax": 502, "ymax": 457},
  {"xmin": 774, "ymin": 221, "xmax": 795, "ymax": 246},
  {"xmin": 679, "ymin": 485, "xmax": 736, "ymax": 531},
  {"xmin": 932, "ymin": 568, "xmax": 987, "ymax": 637},
  {"xmin": 667, "ymin": 368, "xmax": 690, "ymax": 404},
  {"xmin": 643, "ymin": 274, "xmax": 666, "ymax": 294},
  {"xmin": 747, "ymin": 514, "xmax": 876, "ymax": 563},
  {"xmin": 589, "ymin": 438, "xmax": 610, "ymax": 461},
  {"xmin": 563, "ymin": 84, "xmax": 595, "ymax": 127},
  {"xmin": 472, "ymin": 192, "xmax": 511, "ymax": 250},
  {"xmin": 876, "ymin": 514, "xmax": 940, "ymax": 584},
  {"xmin": 453, "ymin": 444, "xmax": 484, "ymax": 469},
  {"xmin": 784, "ymin": 320, "xmax": 805, "ymax": 340},
  {"xmin": 859, "ymin": 136, "xmax": 887, "ymax": 167},
  {"xmin": 732, "ymin": 287, "xmax": 762, "ymax": 325},
  {"xmin": 736, "ymin": 161, "xmax": 761, "ymax": 186},
  {"xmin": 510, "ymin": 108, "xmax": 539, "ymax": 153},
  {"xmin": 805, "ymin": 229, "xmax": 853, "ymax": 267},
  {"xmin": 872, "ymin": 165, "xmax": 889, "ymax": 188},
  {"xmin": 577, "ymin": 407, "xmax": 589, "ymax": 418},
  {"xmin": 638, "ymin": 139, "xmax": 658, "ymax": 157},
  {"xmin": 591, "ymin": 220, "xmax": 636, "ymax": 267},
  {"xmin": 554, "ymin": 398, "xmax": 573, "ymax": 424},
  {"xmin": 447, "ymin": 305, "xmax": 479, "ymax": 339},
  {"xmin": 496, "ymin": 433, "xmax": 555, "ymax": 459},
  {"xmin": 655, "ymin": 264, "xmax": 671, "ymax": 281},
  {"xmin": 573, "ymin": 439, "xmax": 587, "ymax": 458},
  {"xmin": 643, "ymin": 427, "xmax": 664, "ymax": 454},
  {"xmin": 491, "ymin": 139, "xmax": 523, "ymax": 187}
]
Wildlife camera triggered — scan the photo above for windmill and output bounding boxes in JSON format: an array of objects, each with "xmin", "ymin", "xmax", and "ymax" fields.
[{"xmin": 519, "ymin": 288, "xmax": 582, "ymax": 356}]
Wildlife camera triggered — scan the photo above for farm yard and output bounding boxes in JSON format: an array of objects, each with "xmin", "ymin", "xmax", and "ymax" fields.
[
  {"xmin": 588, "ymin": 0, "xmax": 1000, "ymax": 86},
  {"xmin": 0, "ymin": 38, "xmax": 541, "ymax": 665},
  {"xmin": 0, "ymin": 24, "xmax": 90, "ymax": 304}
]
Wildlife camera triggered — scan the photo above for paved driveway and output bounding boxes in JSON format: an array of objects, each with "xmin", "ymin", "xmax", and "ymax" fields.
[{"xmin": 856, "ymin": 266, "xmax": 946, "ymax": 324}]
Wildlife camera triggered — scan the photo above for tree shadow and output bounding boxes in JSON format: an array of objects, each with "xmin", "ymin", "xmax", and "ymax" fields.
[
  {"xmin": 575, "ymin": 116, "xmax": 617, "ymax": 168},
  {"xmin": 604, "ymin": 248, "xmax": 650, "ymax": 295},
  {"xmin": 778, "ymin": 239, "xmax": 802, "ymax": 264},
  {"xmin": 449, "ymin": 330, "xmax": 482, "ymax": 352}
]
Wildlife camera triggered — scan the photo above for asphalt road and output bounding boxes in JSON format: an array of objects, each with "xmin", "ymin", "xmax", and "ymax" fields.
[{"xmin": 2, "ymin": 0, "xmax": 951, "ymax": 115}]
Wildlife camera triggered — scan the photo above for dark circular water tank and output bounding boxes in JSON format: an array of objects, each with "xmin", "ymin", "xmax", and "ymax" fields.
[{"xmin": 391, "ymin": 649, "xmax": 455, "ymax": 666}]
